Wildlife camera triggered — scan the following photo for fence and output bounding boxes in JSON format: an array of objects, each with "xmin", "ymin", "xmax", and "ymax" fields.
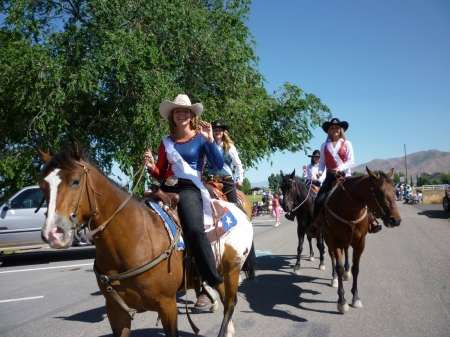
[{"xmin": 421, "ymin": 184, "xmax": 449, "ymax": 190}]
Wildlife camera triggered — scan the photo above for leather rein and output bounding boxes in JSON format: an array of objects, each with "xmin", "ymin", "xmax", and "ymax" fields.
[
  {"xmin": 324, "ymin": 173, "xmax": 388, "ymax": 226},
  {"xmin": 287, "ymin": 178, "xmax": 313, "ymax": 213},
  {"xmin": 67, "ymin": 160, "xmax": 183, "ymax": 320}
]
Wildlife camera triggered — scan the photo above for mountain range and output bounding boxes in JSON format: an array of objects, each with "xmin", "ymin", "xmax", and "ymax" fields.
[{"xmin": 352, "ymin": 149, "xmax": 450, "ymax": 182}]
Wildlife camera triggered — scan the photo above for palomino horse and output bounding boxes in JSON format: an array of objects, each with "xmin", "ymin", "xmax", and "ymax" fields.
[
  {"xmin": 320, "ymin": 167, "xmax": 401, "ymax": 313},
  {"xmin": 280, "ymin": 170, "xmax": 326, "ymax": 274},
  {"xmin": 38, "ymin": 139, "xmax": 254, "ymax": 337}
]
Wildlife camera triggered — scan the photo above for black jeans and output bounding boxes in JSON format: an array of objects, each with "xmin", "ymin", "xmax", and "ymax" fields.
[
  {"xmin": 313, "ymin": 173, "xmax": 338, "ymax": 219},
  {"xmin": 222, "ymin": 177, "xmax": 238, "ymax": 203},
  {"xmin": 161, "ymin": 179, "xmax": 224, "ymax": 287}
]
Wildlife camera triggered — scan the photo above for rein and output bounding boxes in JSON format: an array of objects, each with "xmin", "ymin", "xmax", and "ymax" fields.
[
  {"xmin": 288, "ymin": 178, "xmax": 312, "ymax": 213},
  {"xmin": 324, "ymin": 173, "xmax": 388, "ymax": 226}
]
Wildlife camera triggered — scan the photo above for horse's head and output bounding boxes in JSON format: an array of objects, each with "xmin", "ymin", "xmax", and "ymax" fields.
[
  {"xmin": 280, "ymin": 169, "xmax": 297, "ymax": 212},
  {"xmin": 38, "ymin": 138, "xmax": 93, "ymax": 248},
  {"xmin": 366, "ymin": 167, "xmax": 401, "ymax": 228}
]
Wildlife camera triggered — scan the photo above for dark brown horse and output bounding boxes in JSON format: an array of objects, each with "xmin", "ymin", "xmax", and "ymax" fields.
[
  {"xmin": 38, "ymin": 139, "xmax": 255, "ymax": 337},
  {"xmin": 321, "ymin": 167, "xmax": 401, "ymax": 313},
  {"xmin": 280, "ymin": 170, "xmax": 326, "ymax": 274}
]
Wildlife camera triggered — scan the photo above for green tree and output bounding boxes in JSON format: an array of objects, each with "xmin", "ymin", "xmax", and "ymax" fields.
[
  {"xmin": 241, "ymin": 177, "xmax": 251, "ymax": 195},
  {"xmin": 0, "ymin": 0, "xmax": 331, "ymax": 199},
  {"xmin": 440, "ymin": 172, "xmax": 450, "ymax": 183},
  {"xmin": 352, "ymin": 171, "xmax": 364, "ymax": 176},
  {"xmin": 268, "ymin": 173, "xmax": 281, "ymax": 191}
]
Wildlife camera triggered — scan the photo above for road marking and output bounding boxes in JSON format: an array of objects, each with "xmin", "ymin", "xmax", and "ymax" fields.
[
  {"xmin": 0, "ymin": 263, "xmax": 93, "ymax": 274},
  {"xmin": 0, "ymin": 296, "xmax": 44, "ymax": 303}
]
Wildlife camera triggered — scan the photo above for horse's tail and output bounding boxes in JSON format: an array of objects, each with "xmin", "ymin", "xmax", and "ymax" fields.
[{"xmin": 242, "ymin": 241, "xmax": 257, "ymax": 280}]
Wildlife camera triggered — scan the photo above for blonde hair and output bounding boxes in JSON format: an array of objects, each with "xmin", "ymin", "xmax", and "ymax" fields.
[
  {"xmin": 326, "ymin": 127, "xmax": 346, "ymax": 141},
  {"xmin": 222, "ymin": 130, "xmax": 234, "ymax": 153},
  {"xmin": 167, "ymin": 110, "xmax": 199, "ymax": 135}
]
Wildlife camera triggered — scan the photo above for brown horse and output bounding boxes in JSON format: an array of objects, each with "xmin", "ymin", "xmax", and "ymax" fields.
[
  {"xmin": 321, "ymin": 167, "xmax": 401, "ymax": 313},
  {"xmin": 38, "ymin": 139, "xmax": 255, "ymax": 337}
]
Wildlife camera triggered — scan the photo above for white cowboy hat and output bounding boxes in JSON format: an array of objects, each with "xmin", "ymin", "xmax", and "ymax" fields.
[{"xmin": 159, "ymin": 94, "xmax": 203, "ymax": 121}]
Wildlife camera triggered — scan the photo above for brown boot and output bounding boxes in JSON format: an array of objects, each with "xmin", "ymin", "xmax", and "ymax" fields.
[
  {"xmin": 306, "ymin": 218, "xmax": 321, "ymax": 239},
  {"xmin": 368, "ymin": 213, "xmax": 382, "ymax": 234},
  {"xmin": 194, "ymin": 282, "xmax": 218, "ymax": 313}
]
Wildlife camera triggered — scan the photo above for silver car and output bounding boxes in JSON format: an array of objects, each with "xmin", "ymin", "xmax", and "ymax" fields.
[{"xmin": 0, "ymin": 185, "xmax": 48, "ymax": 253}]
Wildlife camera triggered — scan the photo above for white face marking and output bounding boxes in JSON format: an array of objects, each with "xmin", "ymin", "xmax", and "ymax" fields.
[{"xmin": 44, "ymin": 169, "xmax": 62, "ymax": 227}]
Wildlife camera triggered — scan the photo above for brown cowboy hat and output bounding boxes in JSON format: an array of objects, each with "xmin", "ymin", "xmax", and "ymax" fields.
[
  {"xmin": 322, "ymin": 118, "xmax": 349, "ymax": 133},
  {"xmin": 307, "ymin": 150, "xmax": 320, "ymax": 158},
  {"xmin": 211, "ymin": 120, "xmax": 229, "ymax": 131}
]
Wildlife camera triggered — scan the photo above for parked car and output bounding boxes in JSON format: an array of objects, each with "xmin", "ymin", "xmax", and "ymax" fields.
[
  {"xmin": 0, "ymin": 186, "xmax": 92, "ymax": 253},
  {"xmin": 443, "ymin": 185, "xmax": 450, "ymax": 212}
]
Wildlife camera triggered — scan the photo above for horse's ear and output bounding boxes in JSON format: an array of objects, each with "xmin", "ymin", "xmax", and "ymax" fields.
[
  {"xmin": 70, "ymin": 137, "xmax": 84, "ymax": 161},
  {"xmin": 386, "ymin": 168, "xmax": 394, "ymax": 178},
  {"xmin": 290, "ymin": 169, "xmax": 295, "ymax": 179},
  {"xmin": 37, "ymin": 148, "xmax": 52, "ymax": 163},
  {"xmin": 366, "ymin": 167, "xmax": 377, "ymax": 179},
  {"xmin": 280, "ymin": 170, "xmax": 284, "ymax": 177}
]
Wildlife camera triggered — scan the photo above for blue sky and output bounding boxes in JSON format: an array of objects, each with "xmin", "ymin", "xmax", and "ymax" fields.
[{"xmin": 243, "ymin": 0, "xmax": 450, "ymax": 185}]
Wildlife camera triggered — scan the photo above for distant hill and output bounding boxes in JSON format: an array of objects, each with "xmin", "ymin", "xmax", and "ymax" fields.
[
  {"xmin": 352, "ymin": 149, "xmax": 450, "ymax": 182},
  {"xmin": 251, "ymin": 181, "xmax": 269, "ymax": 189}
]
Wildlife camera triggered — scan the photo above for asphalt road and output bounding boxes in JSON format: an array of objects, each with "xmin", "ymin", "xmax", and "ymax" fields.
[{"xmin": 0, "ymin": 202, "xmax": 449, "ymax": 336}]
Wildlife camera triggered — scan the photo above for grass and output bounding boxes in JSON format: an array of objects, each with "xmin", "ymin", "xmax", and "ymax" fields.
[{"xmin": 246, "ymin": 194, "xmax": 262, "ymax": 204}]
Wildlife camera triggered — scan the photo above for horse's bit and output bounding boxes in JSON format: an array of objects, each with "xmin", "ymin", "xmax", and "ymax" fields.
[{"xmin": 287, "ymin": 178, "xmax": 312, "ymax": 213}]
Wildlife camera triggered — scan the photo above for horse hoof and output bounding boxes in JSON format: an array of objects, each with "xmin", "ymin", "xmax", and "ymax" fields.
[
  {"xmin": 337, "ymin": 302, "xmax": 349, "ymax": 313},
  {"xmin": 319, "ymin": 264, "xmax": 326, "ymax": 271},
  {"xmin": 308, "ymin": 256, "xmax": 315, "ymax": 262},
  {"xmin": 343, "ymin": 271, "xmax": 352, "ymax": 281},
  {"xmin": 292, "ymin": 269, "xmax": 301, "ymax": 276},
  {"xmin": 331, "ymin": 279, "xmax": 338, "ymax": 288},
  {"xmin": 351, "ymin": 300, "xmax": 363, "ymax": 308},
  {"xmin": 210, "ymin": 300, "xmax": 219, "ymax": 313}
]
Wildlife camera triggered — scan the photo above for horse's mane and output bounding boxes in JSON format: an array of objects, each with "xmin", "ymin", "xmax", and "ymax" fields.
[{"xmin": 40, "ymin": 150, "xmax": 143, "ymax": 203}]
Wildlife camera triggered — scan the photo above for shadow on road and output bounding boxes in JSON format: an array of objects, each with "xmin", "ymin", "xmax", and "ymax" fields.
[
  {"xmin": 238, "ymin": 254, "xmax": 339, "ymax": 322},
  {"xmin": 417, "ymin": 210, "xmax": 450, "ymax": 220},
  {"xmin": 0, "ymin": 246, "xmax": 96, "ymax": 267}
]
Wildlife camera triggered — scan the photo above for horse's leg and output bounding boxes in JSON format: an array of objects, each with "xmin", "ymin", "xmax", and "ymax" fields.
[
  {"xmin": 316, "ymin": 232, "xmax": 326, "ymax": 270},
  {"xmin": 329, "ymin": 249, "xmax": 338, "ymax": 288},
  {"xmin": 343, "ymin": 246, "xmax": 352, "ymax": 281},
  {"xmin": 334, "ymin": 246, "xmax": 349, "ymax": 313},
  {"xmin": 292, "ymin": 217, "xmax": 305, "ymax": 275},
  {"xmin": 350, "ymin": 237, "xmax": 365, "ymax": 308},
  {"xmin": 217, "ymin": 252, "xmax": 242, "ymax": 337},
  {"xmin": 307, "ymin": 236, "xmax": 315, "ymax": 261},
  {"xmin": 158, "ymin": 296, "xmax": 179, "ymax": 337},
  {"xmin": 105, "ymin": 298, "xmax": 132, "ymax": 337}
]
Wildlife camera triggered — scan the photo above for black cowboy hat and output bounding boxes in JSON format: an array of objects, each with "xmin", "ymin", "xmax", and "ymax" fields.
[
  {"xmin": 322, "ymin": 118, "xmax": 349, "ymax": 133},
  {"xmin": 211, "ymin": 120, "xmax": 229, "ymax": 131},
  {"xmin": 307, "ymin": 150, "xmax": 320, "ymax": 158}
]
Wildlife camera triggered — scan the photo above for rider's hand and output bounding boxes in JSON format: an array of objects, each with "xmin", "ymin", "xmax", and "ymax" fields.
[
  {"xmin": 144, "ymin": 150, "xmax": 155, "ymax": 172},
  {"xmin": 236, "ymin": 181, "xmax": 242, "ymax": 188},
  {"xmin": 199, "ymin": 121, "xmax": 214, "ymax": 143},
  {"xmin": 303, "ymin": 165, "xmax": 307, "ymax": 172},
  {"xmin": 317, "ymin": 171, "xmax": 323, "ymax": 177}
]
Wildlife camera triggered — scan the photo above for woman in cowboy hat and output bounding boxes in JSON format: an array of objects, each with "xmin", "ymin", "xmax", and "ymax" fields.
[
  {"xmin": 305, "ymin": 118, "xmax": 382, "ymax": 238},
  {"xmin": 302, "ymin": 149, "xmax": 326, "ymax": 188},
  {"xmin": 207, "ymin": 120, "xmax": 244, "ymax": 204},
  {"xmin": 144, "ymin": 94, "xmax": 224, "ymax": 312}
]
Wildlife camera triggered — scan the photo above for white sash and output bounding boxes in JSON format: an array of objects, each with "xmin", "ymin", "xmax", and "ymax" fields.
[{"xmin": 162, "ymin": 136, "xmax": 214, "ymax": 226}]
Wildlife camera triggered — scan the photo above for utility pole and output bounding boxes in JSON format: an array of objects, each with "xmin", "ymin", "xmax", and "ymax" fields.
[{"xmin": 404, "ymin": 144, "xmax": 408, "ymax": 185}]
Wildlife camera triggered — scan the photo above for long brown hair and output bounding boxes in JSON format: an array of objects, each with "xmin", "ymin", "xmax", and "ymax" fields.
[
  {"xmin": 167, "ymin": 110, "xmax": 199, "ymax": 135},
  {"xmin": 222, "ymin": 130, "xmax": 234, "ymax": 153}
]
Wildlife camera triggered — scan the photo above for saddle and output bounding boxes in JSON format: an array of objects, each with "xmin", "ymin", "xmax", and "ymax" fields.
[{"xmin": 144, "ymin": 184, "xmax": 181, "ymax": 228}]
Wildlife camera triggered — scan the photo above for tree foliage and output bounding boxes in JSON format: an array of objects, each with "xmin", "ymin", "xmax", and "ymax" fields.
[
  {"xmin": 241, "ymin": 177, "xmax": 251, "ymax": 195},
  {"xmin": 268, "ymin": 173, "xmax": 281, "ymax": 191},
  {"xmin": 0, "ymin": 0, "xmax": 331, "ymax": 199}
]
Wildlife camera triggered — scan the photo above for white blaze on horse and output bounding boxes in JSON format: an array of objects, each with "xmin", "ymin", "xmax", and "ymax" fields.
[{"xmin": 38, "ymin": 138, "xmax": 255, "ymax": 337}]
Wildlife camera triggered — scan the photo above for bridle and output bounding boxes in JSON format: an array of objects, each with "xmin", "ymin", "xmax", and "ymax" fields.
[
  {"xmin": 285, "ymin": 178, "xmax": 312, "ymax": 213},
  {"xmin": 68, "ymin": 160, "xmax": 146, "ymax": 240},
  {"xmin": 324, "ymin": 173, "xmax": 389, "ymax": 226}
]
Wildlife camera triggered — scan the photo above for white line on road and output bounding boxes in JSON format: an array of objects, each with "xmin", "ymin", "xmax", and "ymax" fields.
[
  {"xmin": 0, "ymin": 296, "xmax": 44, "ymax": 303},
  {"xmin": 0, "ymin": 263, "xmax": 93, "ymax": 274}
]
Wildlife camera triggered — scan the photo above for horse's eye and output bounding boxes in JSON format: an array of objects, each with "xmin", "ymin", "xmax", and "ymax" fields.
[{"xmin": 72, "ymin": 179, "xmax": 81, "ymax": 187}]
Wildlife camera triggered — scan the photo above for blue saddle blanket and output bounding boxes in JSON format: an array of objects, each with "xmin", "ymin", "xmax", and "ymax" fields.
[{"xmin": 147, "ymin": 201, "xmax": 185, "ymax": 250}]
